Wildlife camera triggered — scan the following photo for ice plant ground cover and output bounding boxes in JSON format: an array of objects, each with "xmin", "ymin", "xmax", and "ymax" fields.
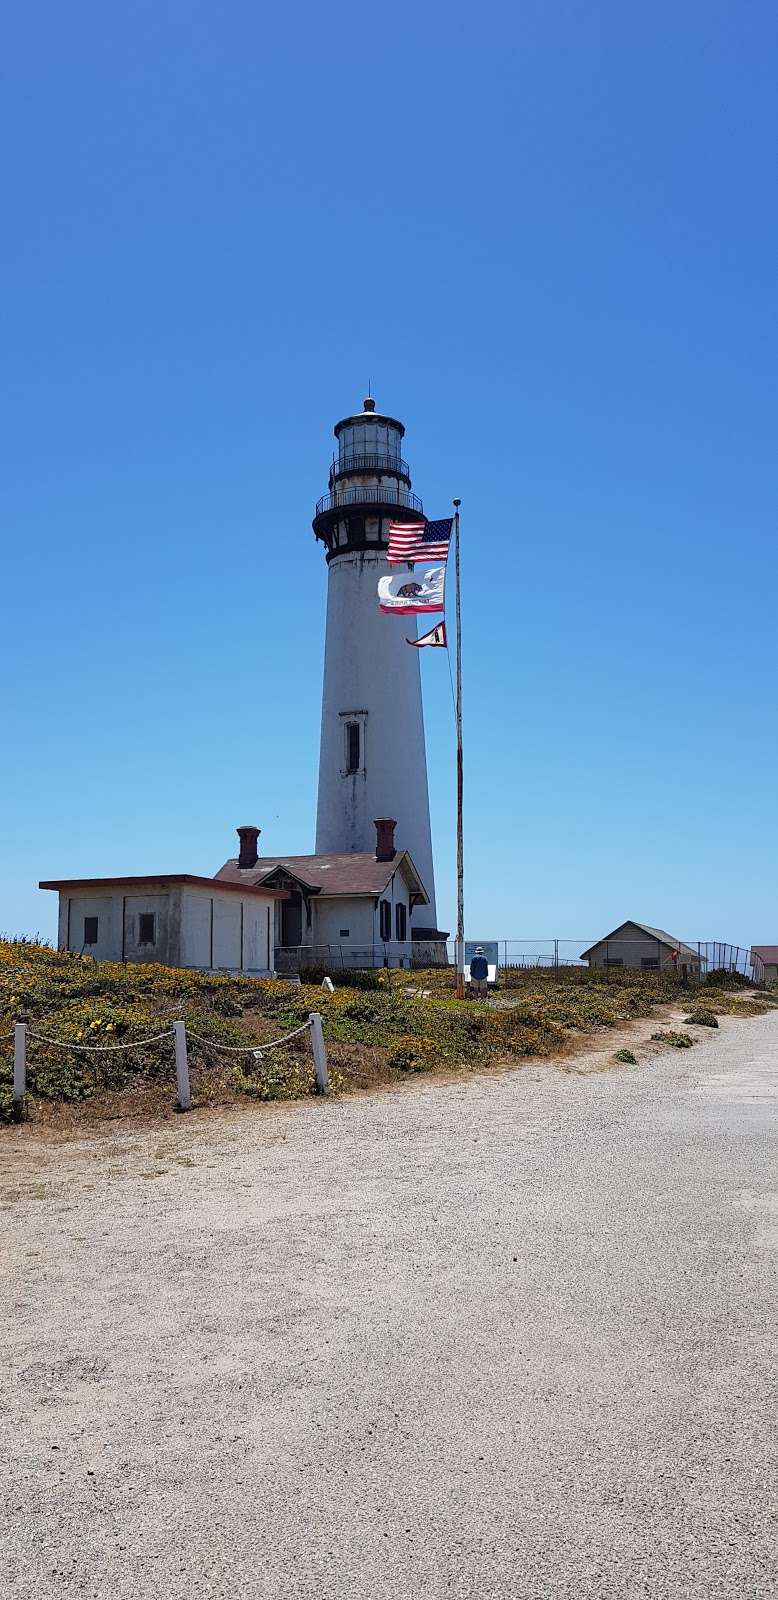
[{"xmin": 0, "ymin": 940, "xmax": 775, "ymax": 1123}]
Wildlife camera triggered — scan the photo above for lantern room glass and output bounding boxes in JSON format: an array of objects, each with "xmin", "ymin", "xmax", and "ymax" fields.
[{"xmin": 338, "ymin": 421, "xmax": 402, "ymax": 464}]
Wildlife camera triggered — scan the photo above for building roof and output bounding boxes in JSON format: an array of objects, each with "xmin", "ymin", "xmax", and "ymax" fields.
[
  {"xmin": 39, "ymin": 874, "xmax": 288, "ymax": 901},
  {"xmin": 214, "ymin": 850, "xmax": 429, "ymax": 903},
  {"xmin": 752, "ymin": 945, "xmax": 778, "ymax": 963},
  {"xmin": 580, "ymin": 921, "xmax": 699, "ymax": 960}
]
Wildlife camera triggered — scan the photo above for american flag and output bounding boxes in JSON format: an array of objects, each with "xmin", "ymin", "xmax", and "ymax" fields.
[{"xmin": 387, "ymin": 517, "xmax": 453, "ymax": 564}]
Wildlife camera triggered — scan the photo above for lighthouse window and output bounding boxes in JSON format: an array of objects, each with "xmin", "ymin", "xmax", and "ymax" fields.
[
  {"xmin": 345, "ymin": 722, "xmax": 361, "ymax": 773},
  {"xmin": 379, "ymin": 900, "xmax": 392, "ymax": 942},
  {"xmin": 395, "ymin": 903, "xmax": 407, "ymax": 941}
]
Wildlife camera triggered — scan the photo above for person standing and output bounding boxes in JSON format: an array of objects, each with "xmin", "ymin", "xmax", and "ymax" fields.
[{"xmin": 469, "ymin": 946, "xmax": 489, "ymax": 999}]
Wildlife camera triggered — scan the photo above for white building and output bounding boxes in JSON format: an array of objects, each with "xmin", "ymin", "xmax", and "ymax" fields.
[
  {"xmin": 40, "ymin": 818, "xmax": 431, "ymax": 974},
  {"xmin": 39, "ymin": 874, "xmax": 284, "ymax": 974},
  {"xmin": 312, "ymin": 397, "xmax": 447, "ymax": 955},
  {"xmin": 214, "ymin": 820, "xmax": 429, "ymax": 970},
  {"xmin": 580, "ymin": 921, "xmax": 701, "ymax": 973}
]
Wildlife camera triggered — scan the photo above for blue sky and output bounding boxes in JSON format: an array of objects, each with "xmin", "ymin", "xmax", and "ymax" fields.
[{"xmin": 3, "ymin": 0, "xmax": 776, "ymax": 950}]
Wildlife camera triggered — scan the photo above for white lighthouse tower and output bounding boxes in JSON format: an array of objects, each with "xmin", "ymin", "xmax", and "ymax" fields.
[{"xmin": 313, "ymin": 397, "xmax": 440, "ymax": 936}]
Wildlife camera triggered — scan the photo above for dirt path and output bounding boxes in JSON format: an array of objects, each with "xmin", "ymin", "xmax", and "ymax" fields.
[{"xmin": 2, "ymin": 1007, "xmax": 777, "ymax": 1598}]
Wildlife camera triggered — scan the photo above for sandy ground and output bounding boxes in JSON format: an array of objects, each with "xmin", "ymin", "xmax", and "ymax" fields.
[{"xmin": 2, "ymin": 1008, "xmax": 777, "ymax": 1598}]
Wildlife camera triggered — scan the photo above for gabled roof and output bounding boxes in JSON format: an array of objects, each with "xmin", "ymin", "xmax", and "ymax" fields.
[
  {"xmin": 214, "ymin": 850, "xmax": 429, "ymax": 903},
  {"xmin": 752, "ymin": 945, "xmax": 778, "ymax": 963},
  {"xmin": 580, "ymin": 921, "xmax": 699, "ymax": 960}
]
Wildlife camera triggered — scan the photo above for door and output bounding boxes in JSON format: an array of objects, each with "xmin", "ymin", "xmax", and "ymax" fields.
[{"xmin": 281, "ymin": 892, "xmax": 303, "ymax": 948}]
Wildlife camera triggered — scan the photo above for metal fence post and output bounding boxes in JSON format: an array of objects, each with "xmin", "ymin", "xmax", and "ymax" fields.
[
  {"xmin": 173, "ymin": 1021, "xmax": 191, "ymax": 1112},
  {"xmin": 13, "ymin": 1023, "xmax": 26, "ymax": 1121},
  {"xmin": 308, "ymin": 1012, "xmax": 328, "ymax": 1094}
]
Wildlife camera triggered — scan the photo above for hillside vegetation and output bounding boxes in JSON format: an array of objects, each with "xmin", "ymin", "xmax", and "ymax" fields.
[{"xmin": 1, "ymin": 940, "xmax": 773, "ymax": 1124}]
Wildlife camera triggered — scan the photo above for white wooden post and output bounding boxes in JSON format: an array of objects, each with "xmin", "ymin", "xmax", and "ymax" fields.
[
  {"xmin": 13, "ymin": 1023, "xmax": 26, "ymax": 1120},
  {"xmin": 308, "ymin": 1012, "xmax": 328, "ymax": 1094},
  {"xmin": 173, "ymin": 1021, "xmax": 191, "ymax": 1112}
]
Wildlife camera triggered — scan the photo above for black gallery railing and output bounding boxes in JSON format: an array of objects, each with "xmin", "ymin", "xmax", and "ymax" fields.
[
  {"xmin": 330, "ymin": 452, "xmax": 411, "ymax": 482},
  {"xmin": 315, "ymin": 486, "xmax": 424, "ymax": 517}
]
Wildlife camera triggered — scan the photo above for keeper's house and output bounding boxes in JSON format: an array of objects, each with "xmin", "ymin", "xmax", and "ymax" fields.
[
  {"xmin": 214, "ymin": 818, "xmax": 430, "ymax": 971},
  {"xmin": 580, "ymin": 921, "xmax": 701, "ymax": 973},
  {"xmin": 39, "ymin": 874, "xmax": 286, "ymax": 975}
]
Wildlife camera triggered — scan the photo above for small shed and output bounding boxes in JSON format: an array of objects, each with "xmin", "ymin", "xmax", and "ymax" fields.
[
  {"xmin": 39, "ymin": 874, "xmax": 286, "ymax": 975},
  {"xmin": 580, "ymin": 921, "xmax": 701, "ymax": 973},
  {"xmin": 752, "ymin": 946, "xmax": 778, "ymax": 983}
]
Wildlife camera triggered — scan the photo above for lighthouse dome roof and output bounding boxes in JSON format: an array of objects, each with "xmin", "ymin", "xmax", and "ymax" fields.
[{"xmin": 333, "ymin": 398, "xmax": 405, "ymax": 439}]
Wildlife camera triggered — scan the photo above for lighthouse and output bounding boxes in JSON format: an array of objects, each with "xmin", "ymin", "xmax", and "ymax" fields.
[{"xmin": 313, "ymin": 398, "xmax": 439, "ymax": 934}]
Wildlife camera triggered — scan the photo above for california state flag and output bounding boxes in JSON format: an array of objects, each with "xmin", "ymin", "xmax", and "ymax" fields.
[
  {"xmin": 407, "ymin": 621, "xmax": 447, "ymax": 648},
  {"xmin": 377, "ymin": 565, "xmax": 445, "ymax": 614}
]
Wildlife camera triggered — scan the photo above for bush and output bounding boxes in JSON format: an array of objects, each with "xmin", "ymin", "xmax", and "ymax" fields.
[
  {"xmin": 297, "ymin": 966, "xmax": 386, "ymax": 990},
  {"xmin": 651, "ymin": 1030, "xmax": 695, "ymax": 1049},
  {"xmin": 387, "ymin": 1035, "xmax": 436, "ymax": 1073},
  {"xmin": 0, "ymin": 1085, "xmax": 19, "ymax": 1124},
  {"xmin": 702, "ymin": 969, "xmax": 753, "ymax": 990},
  {"xmin": 230, "ymin": 1048, "xmax": 315, "ymax": 1101},
  {"xmin": 684, "ymin": 1008, "xmax": 719, "ymax": 1028},
  {"xmin": 4, "ymin": 939, "xmax": 750, "ymax": 1121},
  {"xmin": 613, "ymin": 1048, "xmax": 636, "ymax": 1064}
]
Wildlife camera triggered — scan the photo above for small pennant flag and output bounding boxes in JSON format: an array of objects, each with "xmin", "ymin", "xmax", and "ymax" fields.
[
  {"xmin": 387, "ymin": 517, "xmax": 453, "ymax": 564},
  {"xmin": 377, "ymin": 566, "xmax": 445, "ymax": 614},
  {"xmin": 407, "ymin": 621, "xmax": 447, "ymax": 648}
]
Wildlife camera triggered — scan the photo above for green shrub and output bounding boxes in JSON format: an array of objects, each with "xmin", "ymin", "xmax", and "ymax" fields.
[
  {"xmin": 230, "ymin": 1048, "xmax": 315, "ymax": 1101},
  {"xmin": 702, "ymin": 969, "xmax": 753, "ymax": 991},
  {"xmin": 651, "ymin": 1030, "xmax": 695, "ymax": 1049},
  {"xmin": 0, "ymin": 1085, "xmax": 20, "ymax": 1123},
  {"xmin": 684, "ymin": 1008, "xmax": 719, "ymax": 1028},
  {"xmin": 613, "ymin": 1048, "xmax": 636, "ymax": 1064},
  {"xmin": 5, "ymin": 939, "xmax": 753, "ymax": 1120},
  {"xmin": 387, "ymin": 1035, "xmax": 435, "ymax": 1073}
]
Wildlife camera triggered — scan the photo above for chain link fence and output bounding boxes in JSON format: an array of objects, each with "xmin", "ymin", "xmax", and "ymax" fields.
[
  {"xmin": 460, "ymin": 940, "xmax": 763, "ymax": 983},
  {"xmin": 274, "ymin": 938, "xmax": 763, "ymax": 983}
]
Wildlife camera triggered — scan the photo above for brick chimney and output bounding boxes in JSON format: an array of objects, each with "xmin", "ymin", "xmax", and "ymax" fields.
[
  {"xmin": 236, "ymin": 825, "xmax": 260, "ymax": 869},
  {"xmin": 374, "ymin": 817, "xmax": 397, "ymax": 862}
]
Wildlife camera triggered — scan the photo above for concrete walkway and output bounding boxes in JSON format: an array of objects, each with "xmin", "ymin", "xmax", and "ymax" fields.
[{"xmin": 2, "ymin": 1009, "xmax": 777, "ymax": 1598}]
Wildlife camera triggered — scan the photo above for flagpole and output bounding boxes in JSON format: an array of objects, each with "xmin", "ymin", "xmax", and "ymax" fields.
[{"xmin": 453, "ymin": 498, "xmax": 465, "ymax": 999}]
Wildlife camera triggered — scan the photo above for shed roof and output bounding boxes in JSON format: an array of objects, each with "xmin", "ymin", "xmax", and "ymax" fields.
[
  {"xmin": 214, "ymin": 850, "xmax": 429, "ymax": 903},
  {"xmin": 580, "ymin": 921, "xmax": 699, "ymax": 961},
  {"xmin": 751, "ymin": 945, "xmax": 778, "ymax": 963},
  {"xmin": 39, "ymin": 874, "xmax": 288, "ymax": 901}
]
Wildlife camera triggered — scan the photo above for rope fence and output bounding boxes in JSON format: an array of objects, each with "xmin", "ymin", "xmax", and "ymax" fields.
[
  {"xmin": 25, "ymin": 1029, "xmax": 172, "ymax": 1052},
  {"xmin": 185, "ymin": 1021, "xmax": 314, "ymax": 1055},
  {"xmin": 6, "ymin": 1013, "xmax": 328, "ymax": 1121}
]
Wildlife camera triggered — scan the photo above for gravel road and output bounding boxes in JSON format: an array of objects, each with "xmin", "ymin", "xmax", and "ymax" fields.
[{"xmin": 2, "ymin": 1009, "xmax": 777, "ymax": 1598}]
